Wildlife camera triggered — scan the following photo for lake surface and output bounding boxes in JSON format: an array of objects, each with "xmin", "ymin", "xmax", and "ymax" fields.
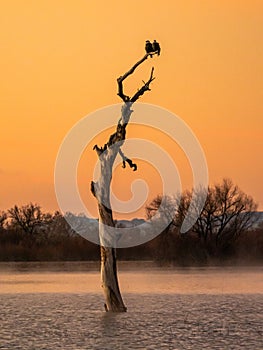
[{"xmin": 0, "ymin": 263, "xmax": 262, "ymax": 349}]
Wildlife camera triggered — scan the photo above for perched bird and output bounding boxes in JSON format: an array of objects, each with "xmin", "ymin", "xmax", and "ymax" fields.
[
  {"xmin": 145, "ymin": 40, "xmax": 153, "ymax": 57},
  {"xmin": 152, "ymin": 40, "xmax": 161, "ymax": 56}
]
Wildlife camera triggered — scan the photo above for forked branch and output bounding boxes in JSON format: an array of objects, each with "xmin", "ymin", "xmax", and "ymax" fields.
[
  {"xmin": 117, "ymin": 54, "xmax": 155, "ymax": 103},
  {"xmin": 93, "ymin": 54, "xmax": 156, "ymax": 166},
  {"xmin": 130, "ymin": 67, "xmax": 155, "ymax": 102}
]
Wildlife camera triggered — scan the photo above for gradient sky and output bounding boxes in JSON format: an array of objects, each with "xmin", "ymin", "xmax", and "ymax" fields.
[{"xmin": 1, "ymin": 0, "xmax": 262, "ymax": 217}]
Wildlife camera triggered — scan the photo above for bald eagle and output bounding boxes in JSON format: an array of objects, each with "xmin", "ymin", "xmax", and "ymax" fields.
[
  {"xmin": 145, "ymin": 40, "xmax": 153, "ymax": 57},
  {"xmin": 152, "ymin": 40, "xmax": 161, "ymax": 56}
]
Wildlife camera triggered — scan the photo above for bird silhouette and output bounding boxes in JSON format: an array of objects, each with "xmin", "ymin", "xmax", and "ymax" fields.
[{"xmin": 152, "ymin": 40, "xmax": 161, "ymax": 56}]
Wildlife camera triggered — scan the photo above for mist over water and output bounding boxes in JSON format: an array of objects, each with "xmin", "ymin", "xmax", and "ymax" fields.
[{"xmin": 0, "ymin": 264, "xmax": 262, "ymax": 349}]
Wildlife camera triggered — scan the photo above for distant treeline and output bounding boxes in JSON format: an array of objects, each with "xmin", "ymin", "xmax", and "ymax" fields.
[{"xmin": 0, "ymin": 179, "xmax": 262, "ymax": 265}]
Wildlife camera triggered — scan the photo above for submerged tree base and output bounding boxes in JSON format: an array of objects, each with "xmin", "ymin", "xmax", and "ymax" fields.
[{"xmin": 101, "ymin": 246, "xmax": 127, "ymax": 312}]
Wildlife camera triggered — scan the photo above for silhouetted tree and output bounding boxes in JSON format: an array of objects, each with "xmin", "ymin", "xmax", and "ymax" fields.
[
  {"xmin": 147, "ymin": 179, "xmax": 258, "ymax": 250},
  {"xmin": 190, "ymin": 179, "xmax": 258, "ymax": 246},
  {"xmin": 0, "ymin": 211, "xmax": 7, "ymax": 230},
  {"xmin": 8, "ymin": 203, "xmax": 50, "ymax": 236},
  {"xmin": 146, "ymin": 195, "xmax": 179, "ymax": 262},
  {"xmin": 47, "ymin": 211, "xmax": 72, "ymax": 239}
]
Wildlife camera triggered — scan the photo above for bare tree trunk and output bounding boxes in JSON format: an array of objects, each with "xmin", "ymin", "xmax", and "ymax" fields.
[{"xmin": 91, "ymin": 51, "xmax": 158, "ymax": 312}]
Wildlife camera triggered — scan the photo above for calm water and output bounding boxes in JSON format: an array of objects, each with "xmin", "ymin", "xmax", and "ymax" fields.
[{"xmin": 0, "ymin": 264, "xmax": 262, "ymax": 349}]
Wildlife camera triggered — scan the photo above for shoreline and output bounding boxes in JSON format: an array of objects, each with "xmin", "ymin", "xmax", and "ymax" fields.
[{"xmin": 0, "ymin": 260, "xmax": 262, "ymax": 273}]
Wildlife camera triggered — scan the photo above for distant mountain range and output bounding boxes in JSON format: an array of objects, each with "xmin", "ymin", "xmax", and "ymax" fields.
[
  {"xmin": 67, "ymin": 212, "xmax": 263, "ymax": 238},
  {"xmin": 251, "ymin": 211, "xmax": 263, "ymax": 228},
  {"xmin": 116, "ymin": 212, "xmax": 263, "ymax": 229}
]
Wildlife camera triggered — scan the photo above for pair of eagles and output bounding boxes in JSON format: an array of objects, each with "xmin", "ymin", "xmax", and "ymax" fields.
[{"xmin": 145, "ymin": 40, "xmax": 161, "ymax": 56}]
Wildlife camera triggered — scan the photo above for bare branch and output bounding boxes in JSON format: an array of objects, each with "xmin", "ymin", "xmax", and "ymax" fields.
[
  {"xmin": 93, "ymin": 144, "xmax": 107, "ymax": 157},
  {"xmin": 119, "ymin": 149, "xmax": 137, "ymax": 171},
  {"xmin": 117, "ymin": 54, "xmax": 155, "ymax": 102},
  {"xmin": 130, "ymin": 67, "xmax": 155, "ymax": 102},
  {"xmin": 94, "ymin": 54, "xmax": 157, "ymax": 160}
]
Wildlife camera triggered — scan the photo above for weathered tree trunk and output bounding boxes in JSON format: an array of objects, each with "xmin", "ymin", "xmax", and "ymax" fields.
[{"xmin": 91, "ymin": 51, "xmax": 158, "ymax": 312}]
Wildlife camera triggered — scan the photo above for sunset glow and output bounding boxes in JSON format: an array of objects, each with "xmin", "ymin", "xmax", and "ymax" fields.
[{"xmin": 1, "ymin": 0, "xmax": 262, "ymax": 215}]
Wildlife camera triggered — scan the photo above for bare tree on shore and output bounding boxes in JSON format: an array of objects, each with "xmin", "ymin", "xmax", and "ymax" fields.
[{"xmin": 147, "ymin": 179, "xmax": 258, "ymax": 246}]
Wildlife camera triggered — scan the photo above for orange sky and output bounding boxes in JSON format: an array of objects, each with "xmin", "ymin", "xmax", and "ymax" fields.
[{"xmin": 1, "ymin": 0, "xmax": 263, "ymax": 217}]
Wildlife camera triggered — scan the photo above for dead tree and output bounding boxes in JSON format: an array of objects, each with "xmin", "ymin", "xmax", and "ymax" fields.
[{"xmin": 91, "ymin": 50, "xmax": 159, "ymax": 312}]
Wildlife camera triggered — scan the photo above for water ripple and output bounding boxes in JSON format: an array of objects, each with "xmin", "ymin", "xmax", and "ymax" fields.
[{"xmin": 0, "ymin": 293, "xmax": 262, "ymax": 349}]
